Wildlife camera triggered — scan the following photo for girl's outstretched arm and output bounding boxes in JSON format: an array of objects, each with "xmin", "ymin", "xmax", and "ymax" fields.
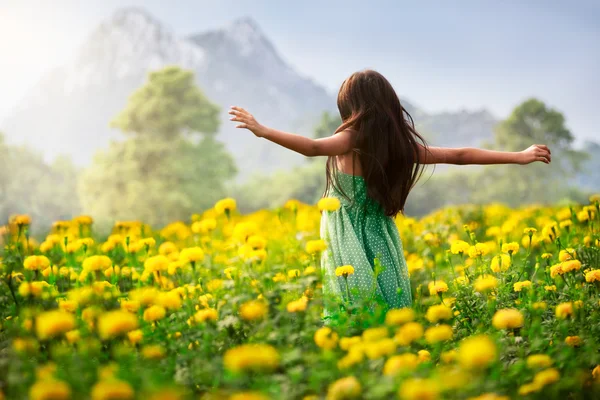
[
  {"xmin": 417, "ymin": 144, "xmax": 552, "ymax": 165},
  {"xmin": 229, "ymin": 106, "xmax": 353, "ymax": 157}
]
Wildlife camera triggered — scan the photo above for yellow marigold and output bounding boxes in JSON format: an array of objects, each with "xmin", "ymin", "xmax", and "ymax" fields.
[
  {"xmin": 29, "ymin": 379, "xmax": 71, "ymax": 400},
  {"xmin": 337, "ymin": 350, "xmax": 364, "ymax": 370},
  {"xmin": 127, "ymin": 329, "xmax": 143, "ymax": 345},
  {"xmin": 502, "ymin": 242, "xmax": 519, "ymax": 255},
  {"xmin": 559, "ymin": 248, "xmax": 576, "ymax": 262},
  {"xmin": 518, "ymin": 382, "xmax": 542, "ymax": 396},
  {"xmin": 527, "ymin": 354, "xmax": 553, "ymax": 369},
  {"xmin": 338, "ymin": 336, "xmax": 362, "ymax": 352},
  {"xmin": 467, "ymin": 393, "xmax": 509, "ymax": 400},
  {"xmin": 335, "ymin": 265, "xmax": 354, "ymax": 277},
  {"xmin": 562, "ymin": 259, "xmax": 582, "ymax": 273},
  {"xmin": 223, "ymin": 344, "xmax": 279, "ymax": 373},
  {"xmin": 440, "ymin": 350, "xmax": 458, "ymax": 364},
  {"xmin": 586, "ymin": 269, "xmax": 600, "ymax": 283},
  {"xmin": 305, "ymin": 239, "xmax": 327, "ymax": 254},
  {"xmin": 35, "ymin": 310, "xmax": 76, "ymax": 341},
  {"xmin": 385, "ymin": 307, "xmax": 415, "ymax": 326},
  {"xmin": 428, "ymin": 280, "xmax": 448, "ymax": 296},
  {"xmin": 417, "ymin": 349, "xmax": 431, "ymax": 363},
  {"xmin": 180, "ymin": 247, "xmax": 205, "ymax": 263},
  {"xmin": 247, "ymin": 235, "xmax": 267, "ymax": 250},
  {"xmin": 143, "ymin": 305, "xmax": 166, "ymax": 322},
  {"xmin": 383, "ymin": 353, "xmax": 418, "ymax": 376},
  {"xmin": 192, "ymin": 218, "xmax": 218, "ymax": 235},
  {"xmin": 458, "ymin": 335, "xmax": 497, "ymax": 370},
  {"xmin": 156, "ymin": 291, "xmax": 182, "ymax": 311},
  {"xmin": 24, "ymin": 255, "xmax": 51, "ymax": 271},
  {"xmin": 129, "ymin": 287, "xmax": 159, "ymax": 306},
  {"xmin": 214, "ymin": 198, "xmax": 237, "ymax": 215},
  {"xmin": 425, "ymin": 304, "xmax": 452, "ymax": 323},
  {"xmin": 450, "ymin": 240, "xmax": 470, "ymax": 255},
  {"xmin": 143, "ymin": 255, "xmax": 169, "ymax": 273},
  {"xmin": 326, "ymin": 376, "xmax": 361, "ymax": 400},
  {"xmin": 229, "ymin": 392, "xmax": 270, "ymax": 400},
  {"xmin": 97, "ymin": 310, "xmax": 139, "ymax": 340},
  {"xmin": 287, "ymin": 269, "xmax": 301, "ymax": 278},
  {"xmin": 362, "ymin": 327, "xmax": 388, "ymax": 342},
  {"xmin": 318, "ymin": 197, "xmax": 341, "ymax": 212},
  {"xmin": 425, "ymin": 324, "xmax": 453, "ymax": 344},
  {"xmin": 468, "ymin": 243, "xmax": 490, "ymax": 258},
  {"xmin": 194, "ymin": 308, "xmax": 218, "ymax": 323},
  {"xmin": 399, "ymin": 378, "xmax": 440, "ymax": 400},
  {"xmin": 394, "ymin": 322, "xmax": 423, "ymax": 346},
  {"xmin": 304, "ymin": 266, "xmax": 317, "ymax": 275},
  {"xmin": 565, "ymin": 336, "xmax": 582, "ymax": 347},
  {"xmin": 492, "ymin": 309, "xmax": 524, "ymax": 330},
  {"xmin": 82, "ymin": 255, "xmax": 112, "ymax": 272},
  {"xmin": 592, "ymin": 365, "xmax": 600, "ymax": 380},
  {"xmin": 541, "ymin": 253, "xmax": 553, "ymax": 259},
  {"xmin": 555, "ymin": 302, "xmax": 573, "ymax": 319},
  {"xmin": 490, "ymin": 254, "xmax": 511, "ymax": 272},
  {"xmin": 474, "ymin": 275, "xmax": 498, "ymax": 292},
  {"xmin": 206, "ymin": 279, "xmax": 223, "ymax": 292},
  {"xmin": 523, "ymin": 227, "xmax": 537, "ymax": 235},
  {"xmin": 91, "ymin": 380, "xmax": 134, "ymax": 400},
  {"xmin": 142, "ymin": 344, "xmax": 166, "ymax": 360},
  {"xmin": 513, "ymin": 280, "xmax": 532, "ymax": 292},
  {"xmin": 532, "ymin": 301, "xmax": 547, "ymax": 310},
  {"xmin": 315, "ymin": 327, "xmax": 339, "ymax": 350},
  {"xmin": 18, "ymin": 281, "xmax": 50, "ymax": 297},
  {"xmin": 65, "ymin": 329, "xmax": 80, "ymax": 344},
  {"xmin": 12, "ymin": 214, "xmax": 31, "ymax": 226},
  {"xmin": 240, "ymin": 300, "xmax": 268, "ymax": 321},
  {"xmin": 286, "ymin": 296, "xmax": 309, "ymax": 313},
  {"xmin": 533, "ymin": 368, "xmax": 560, "ymax": 387},
  {"xmin": 363, "ymin": 338, "xmax": 397, "ymax": 359}
]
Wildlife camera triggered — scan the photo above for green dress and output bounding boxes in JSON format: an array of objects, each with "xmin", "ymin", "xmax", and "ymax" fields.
[{"xmin": 320, "ymin": 172, "xmax": 412, "ymax": 318}]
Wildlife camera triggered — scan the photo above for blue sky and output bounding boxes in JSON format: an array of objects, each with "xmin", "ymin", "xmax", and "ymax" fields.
[{"xmin": 1, "ymin": 0, "xmax": 599, "ymax": 142}]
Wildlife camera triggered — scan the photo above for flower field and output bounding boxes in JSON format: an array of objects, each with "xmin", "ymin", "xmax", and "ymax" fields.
[{"xmin": 1, "ymin": 196, "xmax": 600, "ymax": 400}]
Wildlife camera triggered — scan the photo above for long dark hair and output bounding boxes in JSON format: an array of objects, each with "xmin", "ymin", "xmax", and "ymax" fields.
[{"xmin": 325, "ymin": 70, "xmax": 428, "ymax": 216}]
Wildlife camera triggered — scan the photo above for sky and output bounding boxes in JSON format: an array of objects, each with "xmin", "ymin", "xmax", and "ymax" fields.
[{"xmin": 1, "ymin": 0, "xmax": 599, "ymax": 142}]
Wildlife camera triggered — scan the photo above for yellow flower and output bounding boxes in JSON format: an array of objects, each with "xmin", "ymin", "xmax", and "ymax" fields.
[
  {"xmin": 363, "ymin": 338, "xmax": 397, "ymax": 359},
  {"xmin": 559, "ymin": 248, "xmax": 576, "ymax": 262},
  {"xmin": 223, "ymin": 344, "xmax": 279, "ymax": 373},
  {"xmin": 474, "ymin": 275, "xmax": 498, "ymax": 292},
  {"xmin": 533, "ymin": 368, "xmax": 560, "ymax": 387},
  {"xmin": 191, "ymin": 218, "xmax": 218, "ymax": 235},
  {"xmin": 562, "ymin": 259, "xmax": 582, "ymax": 273},
  {"xmin": 490, "ymin": 254, "xmax": 511, "ymax": 272},
  {"xmin": 314, "ymin": 327, "xmax": 339, "ymax": 350},
  {"xmin": 565, "ymin": 336, "xmax": 582, "ymax": 347},
  {"xmin": 335, "ymin": 265, "xmax": 354, "ymax": 277},
  {"xmin": 65, "ymin": 329, "xmax": 80, "ymax": 344},
  {"xmin": 450, "ymin": 240, "xmax": 470, "ymax": 255},
  {"xmin": 304, "ymin": 266, "xmax": 317, "ymax": 275},
  {"xmin": 91, "ymin": 380, "xmax": 134, "ymax": 400},
  {"xmin": 127, "ymin": 329, "xmax": 143, "ymax": 345},
  {"xmin": 82, "ymin": 255, "xmax": 112, "ymax": 272},
  {"xmin": 129, "ymin": 287, "xmax": 159, "ymax": 306},
  {"xmin": 326, "ymin": 376, "xmax": 361, "ymax": 400},
  {"xmin": 286, "ymin": 296, "xmax": 309, "ymax": 313},
  {"xmin": 513, "ymin": 280, "xmax": 532, "ymax": 292},
  {"xmin": 142, "ymin": 344, "xmax": 166, "ymax": 360},
  {"xmin": 541, "ymin": 253, "xmax": 553, "ymax": 259},
  {"xmin": 156, "ymin": 291, "xmax": 182, "ymax": 311},
  {"xmin": 585, "ymin": 269, "xmax": 600, "ymax": 283},
  {"xmin": 247, "ymin": 235, "xmax": 267, "ymax": 250},
  {"xmin": 518, "ymin": 382, "xmax": 542, "ymax": 396},
  {"xmin": 306, "ymin": 239, "xmax": 327, "ymax": 254},
  {"xmin": 158, "ymin": 241, "xmax": 178, "ymax": 255},
  {"xmin": 141, "ymin": 255, "xmax": 168, "ymax": 273},
  {"xmin": 532, "ymin": 302, "xmax": 547, "ymax": 310},
  {"xmin": 468, "ymin": 243, "xmax": 489, "ymax": 258},
  {"xmin": 97, "ymin": 310, "xmax": 139, "ymax": 340},
  {"xmin": 424, "ymin": 324, "xmax": 453, "ymax": 344},
  {"xmin": 544, "ymin": 285, "xmax": 557, "ymax": 292},
  {"xmin": 399, "ymin": 378, "xmax": 440, "ymax": 400},
  {"xmin": 214, "ymin": 198, "xmax": 237, "ymax": 215},
  {"xmin": 555, "ymin": 302, "xmax": 573, "ymax": 319},
  {"xmin": 206, "ymin": 279, "xmax": 224, "ymax": 292},
  {"xmin": 394, "ymin": 322, "xmax": 424, "ymax": 346},
  {"xmin": 35, "ymin": 311, "xmax": 76, "ymax": 341},
  {"xmin": 194, "ymin": 308, "xmax": 218, "ymax": 323},
  {"xmin": 229, "ymin": 392, "xmax": 270, "ymax": 400},
  {"xmin": 143, "ymin": 305, "xmax": 166, "ymax": 322},
  {"xmin": 180, "ymin": 247, "xmax": 205, "ymax": 263},
  {"xmin": 383, "ymin": 353, "xmax": 418, "ymax": 375},
  {"xmin": 492, "ymin": 309, "xmax": 524, "ymax": 330},
  {"xmin": 425, "ymin": 304, "xmax": 452, "ymax": 323},
  {"xmin": 337, "ymin": 350, "xmax": 364, "ymax": 370},
  {"xmin": 440, "ymin": 350, "xmax": 458, "ymax": 364},
  {"xmin": 458, "ymin": 335, "xmax": 497, "ymax": 370},
  {"xmin": 24, "ymin": 255, "xmax": 51, "ymax": 271},
  {"xmin": 428, "ymin": 280, "xmax": 448, "ymax": 296},
  {"xmin": 29, "ymin": 379, "xmax": 71, "ymax": 400},
  {"xmin": 18, "ymin": 281, "xmax": 50, "ymax": 297},
  {"xmin": 418, "ymin": 349, "xmax": 431, "ymax": 363},
  {"xmin": 362, "ymin": 327, "xmax": 388, "ymax": 342},
  {"xmin": 58, "ymin": 299, "xmax": 78, "ymax": 313},
  {"xmin": 240, "ymin": 300, "xmax": 268, "ymax": 321},
  {"xmin": 318, "ymin": 197, "xmax": 341, "ymax": 212},
  {"xmin": 523, "ymin": 227, "xmax": 537, "ymax": 235},
  {"xmin": 385, "ymin": 307, "xmax": 415, "ymax": 326},
  {"xmin": 527, "ymin": 354, "xmax": 553, "ymax": 369},
  {"xmin": 501, "ymin": 242, "xmax": 519, "ymax": 255}
]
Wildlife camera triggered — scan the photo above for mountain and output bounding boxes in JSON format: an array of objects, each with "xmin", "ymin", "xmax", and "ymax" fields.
[{"xmin": 0, "ymin": 8, "xmax": 496, "ymax": 177}]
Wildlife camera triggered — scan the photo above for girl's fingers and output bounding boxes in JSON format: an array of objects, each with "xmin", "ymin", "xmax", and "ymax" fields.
[
  {"xmin": 235, "ymin": 124, "xmax": 248, "ymax": 129},
  {"xmin": 536, "ymin": 156, "xmax": 549, "ymax": 164}
]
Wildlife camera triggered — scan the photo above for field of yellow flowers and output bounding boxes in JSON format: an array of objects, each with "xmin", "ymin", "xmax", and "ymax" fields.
[{"xmin": 1, "ymin": 196, "xmax": 600, "ymax": 400}]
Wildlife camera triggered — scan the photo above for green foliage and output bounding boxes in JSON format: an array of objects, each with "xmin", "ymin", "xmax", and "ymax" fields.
[
  {"xmin": 313, "ymin": 111, "xmax": 342, "ymax": 139},
  {"xmin": 80, "ymin": 67, "xmax": 236, "ymax": 228},
  {"xmin": 0, "ymin": 132, "xmax": 81, "ymax": 232},
  {"xmin": 111, "ymin": 66, "xmax": 220, "ymax": 139}
]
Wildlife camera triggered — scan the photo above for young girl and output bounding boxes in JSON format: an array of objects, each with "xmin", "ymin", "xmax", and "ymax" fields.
[{"xmin": 229, "ymin": 69, "xmax": 551, "ymax": 318}]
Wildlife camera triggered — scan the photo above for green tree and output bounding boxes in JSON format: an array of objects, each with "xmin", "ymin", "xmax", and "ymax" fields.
[
  {"xmin": 313, "ymin": 111, "xmax": 342, "ymax": 139},
  {"xmin": 473, "ymin": 98, "xmax": 587, "ymax": 206},
  {"xmin": 79, "ymin": 67, "xmax": 236, "ymax": 228}
]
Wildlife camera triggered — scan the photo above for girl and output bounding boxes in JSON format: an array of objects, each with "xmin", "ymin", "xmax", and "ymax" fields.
[{"xmin": 229, "ymin": 69, "xmax": 551, "ymax": 319}]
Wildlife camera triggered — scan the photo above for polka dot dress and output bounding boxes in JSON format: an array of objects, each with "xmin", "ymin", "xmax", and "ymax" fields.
[{"xmin": 320, "ymin": 172, "xmax": 412, "ymax": 318}]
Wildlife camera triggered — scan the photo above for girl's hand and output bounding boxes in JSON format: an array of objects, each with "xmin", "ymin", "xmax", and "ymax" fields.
[
  {"xmin": 228, "ymin": 106, "xmax": 267, "ymax": 137},
  {"xmin": 519, "ymin": 144, "xmax": 552, "ymax": 165}
]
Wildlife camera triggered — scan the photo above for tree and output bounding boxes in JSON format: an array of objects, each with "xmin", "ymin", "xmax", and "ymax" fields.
[
  {"xmin": 313, "ymin": 111, "xmax": 342, "ymax": 139},
  {"xmin": 473, "ymin": 98, "xmax": 587, "ymax": 206},
  {"xmin": 79, "ymin": 67, "xmax": 236, "ymax": 228}
]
